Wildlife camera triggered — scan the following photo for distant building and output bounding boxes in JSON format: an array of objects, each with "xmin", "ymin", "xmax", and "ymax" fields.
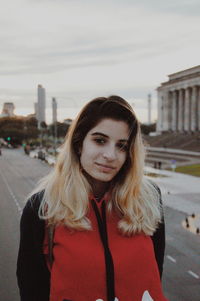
[
  {"xmin": 37, "ymin": 84, "xmax": 46, "ymax": 126},
  {"xmin": 1, "ymin": 102, "xmax": 15, "ymax": 117},
  {"xmin": 157, "ymin": 65, "xmax": 200, "ymax": 132},
  {"xmin": 52, "ymin": 97, "xmax": 57, "ymax": 124}
]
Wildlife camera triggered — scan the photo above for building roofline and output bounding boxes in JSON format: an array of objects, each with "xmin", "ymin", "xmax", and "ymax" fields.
[{"xmin": 168, "ymin": 65, "xmax": 200, "ymax": 77}]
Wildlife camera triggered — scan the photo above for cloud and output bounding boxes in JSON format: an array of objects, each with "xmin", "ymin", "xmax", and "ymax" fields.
[
  {"xmin": 0, "ymin": 0, "xmax": 200, "ymax": 123},
  {"xmin": 129, "ymin": 0, "xmax": 200, "ymax": 16}
]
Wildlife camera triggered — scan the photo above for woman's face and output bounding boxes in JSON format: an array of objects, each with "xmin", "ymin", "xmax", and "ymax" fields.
[{"xmin": 80, "ymin": 118, "xmax": 129, "ymax": 184}]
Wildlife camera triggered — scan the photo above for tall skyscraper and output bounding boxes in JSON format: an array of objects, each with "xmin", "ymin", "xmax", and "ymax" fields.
[
  {"xmin": 52, "ymin": 97, "xmax": 57, "ymax": 151},
  {"xmin": 52, "ymin": 97, "xmax": 57, "ymax": 124},
  {"xmin": 37, "ymin": 84, "xmax": 46, "ymax": 126}
]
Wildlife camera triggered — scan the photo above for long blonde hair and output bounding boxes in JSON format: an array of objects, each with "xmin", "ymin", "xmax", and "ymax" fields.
[{"xmin": 30, "ymin": 96, "xmax": 161, "ymax": 236}]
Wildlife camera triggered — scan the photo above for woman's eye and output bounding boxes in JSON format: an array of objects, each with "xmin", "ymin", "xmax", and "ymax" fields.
[
  {"xmin": 117, "ymin": 143, "xmax": 128, "ymax": 152},
  {"xmin": 94, "ymin": 138, "xmax": 106, "ymax": 145}
]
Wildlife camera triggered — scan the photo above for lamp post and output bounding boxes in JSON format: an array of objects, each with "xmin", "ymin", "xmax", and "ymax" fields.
[
  {"xmin": 52, "ymin": 97, "xmax": 57, "ymax": 156},
  {"xmin": 148, "ymin": 93, "xmax": 152, "ymax": 125}
]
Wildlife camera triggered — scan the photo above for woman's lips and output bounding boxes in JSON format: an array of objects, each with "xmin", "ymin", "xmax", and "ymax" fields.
[{"xmin": 95, "ymin": 162, "xmax": 115, "ymax": 172}]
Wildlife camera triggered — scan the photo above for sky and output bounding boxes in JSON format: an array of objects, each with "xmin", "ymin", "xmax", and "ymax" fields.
[{"xmin": 0, "ymin": 0, "xmax": 200, "ymax": 124}]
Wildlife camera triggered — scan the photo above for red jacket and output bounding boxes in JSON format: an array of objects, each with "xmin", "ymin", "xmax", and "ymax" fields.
[
  {"xmin": 17, "ymin": 189, "xmax": 166, "ymax": 301},
  {"xmin": 43, "ymin": 195, "xmax": 168, "ymax": 301}
]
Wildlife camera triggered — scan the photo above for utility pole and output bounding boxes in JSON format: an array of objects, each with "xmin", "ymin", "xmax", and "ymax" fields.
[
  {"xmin": 52, "ymin": 97, "xmax": 57, "ymax": 156},
  {"xmin": 148, "ymin": 93, "xmax": 152, "ymax": 125}
]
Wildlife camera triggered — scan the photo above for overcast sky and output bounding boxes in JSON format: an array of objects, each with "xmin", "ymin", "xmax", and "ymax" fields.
[{"xmin": 0, "ymin": 0, "xmax": 200, "ymax": 123}]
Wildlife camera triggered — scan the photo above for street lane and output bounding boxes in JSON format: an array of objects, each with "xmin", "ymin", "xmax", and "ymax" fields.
[
  {"xmin": 1, "ymin": 148, "xmax": 51, "ymax": 207},
  {"xmin": 162, "ymin": 206, "xmax": 200, "ymax": 301},
  {"xmin": 0, "ymin": 169, "xmax": 21, "ymax": 301},
  {"xmin": 0, "ymin": 148, "xmax": 199, "ymax": 300},
  {"xmin": 0, "ymin": 148, "xmax": 51, "ymax": 301}
]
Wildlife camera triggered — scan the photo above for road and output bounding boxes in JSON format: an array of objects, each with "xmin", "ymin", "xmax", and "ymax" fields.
[
  {"xmin": 0, "ymin": 148, "xmax": 199, "ymax": 301},
  {"xmin": 162, "ymin": 206, "xmax": 200, "ymax": 300},
  {"xmin": 0, "ymin": 148, "xmax": 51, "ymax": 301}
]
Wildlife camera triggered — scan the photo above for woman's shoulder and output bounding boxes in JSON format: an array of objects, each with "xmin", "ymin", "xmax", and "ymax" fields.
[
  {"xmin": 24, "ymin": 190, "xmax": 45, "ymax": 215},
  {"xmin": 143, "ymin": 177, "xmax": 161, "ymax": 196},
  {"xmin": 150, "ymin": 180, "xmax": 161, "ymax": 196},
  {"xmin": 143, "ymin": 178, "xmax": 163, "ymax": 217},
  {"xmin": 19, "ymin": 190, "xmax": 46, "ymax": 238}
]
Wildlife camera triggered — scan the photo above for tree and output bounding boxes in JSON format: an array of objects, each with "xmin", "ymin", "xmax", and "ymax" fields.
[
  {"xmin": 48, "ymin": 122, "xmax": 70, "ymax": 138},
  {"xmin": 0, "ymin": 116, "xmax": 39, "ymax": 145}
]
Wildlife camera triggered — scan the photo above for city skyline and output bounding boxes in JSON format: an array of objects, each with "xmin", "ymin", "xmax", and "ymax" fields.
[{"xmin": 0, "ymin": 0, "xmax": 200, "ymax": 123}]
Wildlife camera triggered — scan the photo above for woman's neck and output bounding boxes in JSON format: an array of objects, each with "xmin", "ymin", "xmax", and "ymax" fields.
[
  {"xmin": 82, "ymin": 170, "xmax": 110, "ymax": 199},
  {"xmin": 86, "ymin": 175, "xmax": 110, "ymax": 199},
  {"xmin": 90, "ymin": 181, "xmax": 110, "ymax": 199}
]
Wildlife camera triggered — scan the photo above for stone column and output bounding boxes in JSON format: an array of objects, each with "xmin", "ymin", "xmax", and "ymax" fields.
[
  {"xmin": 191, "ymin": 86, "xmax": 198, "ymax": 131},
  {"xmin": 156, "ymin": 90, "xmax": 162, "ymax": 132},
  {"xmin": 184, "ymin": 88, "xmax": 190, "ymax": 132},
  {"xmin": 168, "ymin": 91, "xmax": 172, "ymax": 131},
  {"xmin": 178, "ymin": 89, "xmax": 184, "ymax": 132},
  {"xmin": 171, "ymin": 90, "xmax": 177, "ymax": 131},
  {"xmin": 198, "ymin": 86, "xmax": 200, "ymax": 131},
  {"xmin": 163, "ymin": 90, "xmax": 170, "ymax": 131}
]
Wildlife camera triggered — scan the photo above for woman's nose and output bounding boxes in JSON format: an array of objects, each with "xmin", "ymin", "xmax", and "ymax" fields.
[{"xmin": 102, "ymin": 145, "xmax": 116, "ymax": 160}]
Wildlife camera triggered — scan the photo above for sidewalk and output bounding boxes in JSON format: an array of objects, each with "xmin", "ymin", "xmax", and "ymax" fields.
[
  {"xmin": 145, "ymin": 166, "xmax": 200, "ymax": 195},
  {"xmin": 145, "ymin": 166, "xmax": 200, "ymax": 233}
]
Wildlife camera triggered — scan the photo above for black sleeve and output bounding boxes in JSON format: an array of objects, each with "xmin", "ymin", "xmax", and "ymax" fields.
[
  {"xmin": 151, "ymin": 185, "xmax": 166, "ymax": 279},
  {"xmin": 16, "ymin": 194, "xmax": 50, "ymax": 301}
]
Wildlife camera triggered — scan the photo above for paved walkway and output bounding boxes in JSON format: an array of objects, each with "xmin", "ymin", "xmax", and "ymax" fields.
[
  {"xmin": 145, "ymin": 166, "xmax": 200, "ymax": 195},
  {"xmin": 145, "ymin": 166, "xmax": 200, "ymax": 233}
]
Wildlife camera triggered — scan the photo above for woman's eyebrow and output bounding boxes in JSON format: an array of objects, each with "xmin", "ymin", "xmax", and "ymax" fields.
[
  {"xmin": 91, "ymin": 132, "xmax": 108, "ymax": 138},
  {"xmin": 91, "ymin": 132, "xmax": 128, "ymax": 142},
  {"xmin": 118, "ymin": 139, "xmax": 128, "ymax": 143}
]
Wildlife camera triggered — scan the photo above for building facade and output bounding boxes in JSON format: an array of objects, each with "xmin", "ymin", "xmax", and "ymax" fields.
[
  {"xmin": 157, "ymin": 65, "xmax": 200, "ymax": 132},
  {"xmin": 37, "ymin": 84, "xmax": 46, "ymax": 126},
  {"xmin": 1, "ymin": 102, "xmax": 15, "ymax": 117}
]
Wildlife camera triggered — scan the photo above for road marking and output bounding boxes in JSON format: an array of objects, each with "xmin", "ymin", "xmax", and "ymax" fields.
[
  {"xmin": 0, "ymin": 170, "xmax": 22, "ymax": 214},
  {"xmin": 188, "ymin": 270, "xmax": 199, "ymax": 279},
  {"xmin": 166, "ymin": 255, "xmax": 176, "ymax": 263}
]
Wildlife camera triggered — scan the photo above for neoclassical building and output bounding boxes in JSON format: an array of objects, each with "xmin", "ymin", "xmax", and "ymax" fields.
[{"xmin": 156, "ymin": 65, "xmax": 200, "ymax": 132}]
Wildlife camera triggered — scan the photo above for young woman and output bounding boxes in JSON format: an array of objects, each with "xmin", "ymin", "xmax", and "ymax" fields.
[{"xmin": 17, "ymin": 95, "xmax": 168, "ymax": 301}]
